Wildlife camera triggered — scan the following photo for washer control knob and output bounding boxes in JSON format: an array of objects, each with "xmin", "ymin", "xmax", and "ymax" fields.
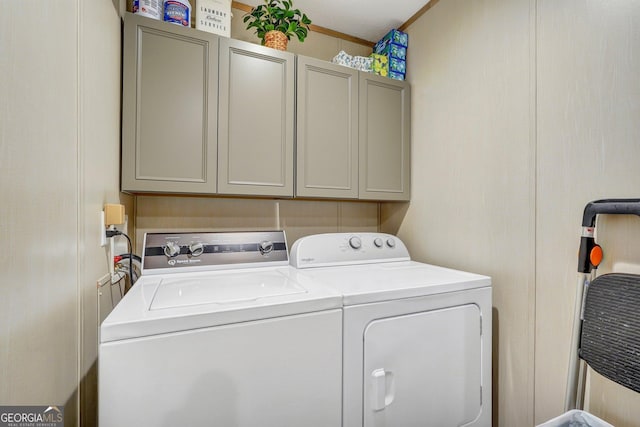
[
  {"xmin": 189, "ymin": 242, "xmax": 204, "ymax": 257},
  {"xmin": 349, "ymin": 236, "xmax": 362, "ymax": 250},
  {"xmin": 164, "ymin": 241, "xmax": 181, "ymax": 257},
  {"xmin": 374, "ymin": 237, "xmax": 384, "ymax": 248},
  {"xmin": 386, "ymin": 238, "xmax": 396, "ymax": 248},
  {"xmin": 259, "ymin": 241, "xmax": 274, "ymax": 255}
]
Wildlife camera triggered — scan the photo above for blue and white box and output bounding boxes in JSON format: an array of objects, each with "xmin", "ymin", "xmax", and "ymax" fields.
[
  {"xmin": 374, "ymin": 29, "xmax": 409, "ymax": 53},
  {"xmin": 375, "ymin": 43, "xmax": 407, "ymax": 61}
]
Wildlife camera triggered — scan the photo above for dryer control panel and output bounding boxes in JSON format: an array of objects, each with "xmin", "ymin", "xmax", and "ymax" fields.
[
  {"xmin": 142, "ymin": 231, "xmax": 289, "ymax": 275},
  {"xmin": 290, "ymin": 233, "xmax": 410, "ymax": 268}
]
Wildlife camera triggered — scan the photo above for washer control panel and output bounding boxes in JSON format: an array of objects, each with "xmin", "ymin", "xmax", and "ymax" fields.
[
  {"xmin": 290, "ymin": 233, "xmax": 410, "ymax": 268},
  {"xmin": 142, "ymin": 231, "xmax": 288, "ymax": 274}
]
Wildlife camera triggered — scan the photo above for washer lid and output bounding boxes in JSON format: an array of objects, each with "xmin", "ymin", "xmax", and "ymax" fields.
[
  {"xmin": 100, "ymin": 267, "xmax": 342, "ymax": 343},
  {"xmin": 295, "ymin": 261, "xmax": 491, "ymax": 305},
  {"xmin": 150, "ymin": 270, "xmax": 306, "ymax": 310}
]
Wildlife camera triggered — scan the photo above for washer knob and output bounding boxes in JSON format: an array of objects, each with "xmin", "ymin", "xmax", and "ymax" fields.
[
  {"xmin": 374, "ymin": 237, "xmax": 384, "ymax": 248},
  {"xmin": 259, "ymin": 241, "xmax": 274, "ymax": 255},
  {"xmin": 189, "ymin": 242, "xmax": 204, "ymax": 257},
  {"xmin": 349, "ymin": 236, "xmax": 362, "ymax": 250},
  {"xmin": 164, "ymin": 241, "xmax": 181, "ymax": 257},
  {"xmin": 386, "ymin": 238, "xmax": 396, "ymax": 248}
]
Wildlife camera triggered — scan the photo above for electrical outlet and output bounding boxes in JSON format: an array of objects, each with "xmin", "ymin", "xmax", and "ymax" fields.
[{"xmin": 100, "ymin": 211, "xmax": 107, "ymax": 247}]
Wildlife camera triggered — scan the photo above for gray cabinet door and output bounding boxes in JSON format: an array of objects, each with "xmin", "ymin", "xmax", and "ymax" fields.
[
  {"xmin": 218, "ymin": 39, "xmax": 295, "ymax": 197},
  {"xmin": 359, "ymin": 73, "xmax": 411, "ymax": 201},
  {"xmin": 121, "ymin": 13, "xmax": 218, "ymax": 194},
  {"xmin": 296, "ymin": 56, "xmax": 359, "ymax": 199}
]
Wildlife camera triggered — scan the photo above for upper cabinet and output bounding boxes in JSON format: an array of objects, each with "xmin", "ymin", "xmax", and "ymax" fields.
[
  {"xmin": 218, "ymin": 38, "xmax": 295, "ymax": 197},
  {"xmin": 296, "ymin": 56, "xmax": 410, "ymax": 200},
  {"xmin": 121, "ymin": 14, "xmax": 218, "ymax": 194},
  {"xmin": 359, "ymin": 74, "xmax": 411, "ymax": 201},
  {"xmin": 296, "ymin": 56, "xmax": 359, "ymax": 199},
  {"xmin": 122, "ymin": 14, "xmax": 294, "ymax": 197},
  {"xmin": 121, "ymin": 13, "xmax": 410, "ymax": 201}
]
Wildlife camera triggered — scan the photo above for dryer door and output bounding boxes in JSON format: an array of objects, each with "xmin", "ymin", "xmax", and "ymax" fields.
[{"xmin": 363, "ymin": 304, "xmax": 483, "ymax": 427}]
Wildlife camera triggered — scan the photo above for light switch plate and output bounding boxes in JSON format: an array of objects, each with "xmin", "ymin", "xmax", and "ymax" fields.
[{"xmin": 100, "ymin": 211, "xmax": 107, "ymax": 247}]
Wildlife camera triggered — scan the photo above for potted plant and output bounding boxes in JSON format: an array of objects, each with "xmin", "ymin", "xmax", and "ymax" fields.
[{"xmin": 243, "ymin": 0, "xmax": 312, "ymax": 51}]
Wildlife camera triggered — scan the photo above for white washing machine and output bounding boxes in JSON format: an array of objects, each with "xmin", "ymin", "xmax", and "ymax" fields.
[
  {"xmin": 290, "ymin": 233, "xmax": 492, "ymax": 427},
  {"xmin": 99, "ymin": 231, "xmax": 342, "ymax": 427}
]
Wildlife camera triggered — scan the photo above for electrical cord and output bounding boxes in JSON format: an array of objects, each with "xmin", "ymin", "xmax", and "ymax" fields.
[
  {"xmin": 117, "ymin": 253, "xmax": 141, "ymax": 262},
  {"xmin": 115, "ymin": 254, "xmax": 141, "ymax": 288},
  {"xmin": 106, "ymin": 229, "xmax": 136, "ymax": 289}
]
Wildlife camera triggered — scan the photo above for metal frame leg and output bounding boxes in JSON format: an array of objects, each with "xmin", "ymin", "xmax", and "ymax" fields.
[{"xmin": 564, "ymin": 274, "xmax": 590, "ymax": 411}]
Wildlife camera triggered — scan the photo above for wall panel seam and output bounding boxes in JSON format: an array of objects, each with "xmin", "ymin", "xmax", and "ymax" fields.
[
  {"xmin": 530, "ymin": 0, "xmax": 539, "ymax": 423},
  {"xmin": 76, "ymin": 0, "xmax": 83, "ymax": 425}
]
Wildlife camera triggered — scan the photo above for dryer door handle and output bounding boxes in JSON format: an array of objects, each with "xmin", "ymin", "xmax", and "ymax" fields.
[{"xmin": 371, "ymin": 368, "xmax": 395, "ymax": 411}]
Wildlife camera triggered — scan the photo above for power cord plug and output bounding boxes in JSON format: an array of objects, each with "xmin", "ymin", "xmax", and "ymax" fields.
[{"xmin": 106, "ymin": 229, "xmax": 122, "ymax": 238}]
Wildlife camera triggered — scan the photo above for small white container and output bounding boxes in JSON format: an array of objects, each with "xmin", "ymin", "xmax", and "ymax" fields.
[
  {"xmin": 163, "ymin": 0, "xmax": 192, "ymax": 27},
  {"xmin": 537, "ymin": 410, "xmax": 614, "ymax": 427},
  {"xmin": 133, "ymin": 0, "xmax": 162, "ymax": 20},
  {"xmin": 196, "ymin": 0, "xmax": 231, "ymax": 37}
]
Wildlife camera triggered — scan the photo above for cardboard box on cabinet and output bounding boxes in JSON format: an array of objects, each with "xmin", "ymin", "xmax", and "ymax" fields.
[
  {"xmin": 374, "ymin": 29, "xmax": 409, "ymax": 53},
  {"xmin": 196, "ymin": 0, "xmax": 231, "ymax": 37},
  {"xmin": 370, "ymin": 53, "xmax": 406, "ymax": 80},
  {"xmin": 375, "ymin": 42, "xmax": 407, "ymax": 60}
]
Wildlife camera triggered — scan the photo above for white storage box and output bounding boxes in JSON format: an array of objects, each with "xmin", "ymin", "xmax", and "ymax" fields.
[
  {"xmin": 537, "ymin": 410, "xmax": 614, "ymax": 427},
  {"xmin": 196, "ymin": 0, "xmax": 231, "ymax": 37}
]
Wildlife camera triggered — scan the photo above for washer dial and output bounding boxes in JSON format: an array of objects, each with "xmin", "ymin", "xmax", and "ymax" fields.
[
  {"xmin": 164, "ymin": 241, "xmax": 181, "ymax": 257},
  {"xmin": 259, "ymin": 241, "xmax": 274, "ymax": 255},
  {"xmin": 189, "ymin": 242, "xmax": 204, "ymax": 257},
  {"xmin": 349, "ymin": 236, "xmax": 362, "ymax": 250}
]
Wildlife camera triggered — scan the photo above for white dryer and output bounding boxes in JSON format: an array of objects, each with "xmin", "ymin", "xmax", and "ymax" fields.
[
  {"xmin": 291, "ymin": 233, "xmax": 492, "ymax": 427},
  {"xmin": 99, "ymin": 231, "xmax": 342, "ymax": 427}
]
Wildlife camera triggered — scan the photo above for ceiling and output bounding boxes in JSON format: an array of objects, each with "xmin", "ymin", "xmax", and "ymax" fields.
[{"xmin": 240, "ymin": 0, "xmax": 431, "ymax": 43}]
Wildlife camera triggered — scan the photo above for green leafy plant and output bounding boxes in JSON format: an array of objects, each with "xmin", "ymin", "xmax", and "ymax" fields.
[{"xmin": 243, "ymin": 0, "xmax": 312, "ymax": 43}]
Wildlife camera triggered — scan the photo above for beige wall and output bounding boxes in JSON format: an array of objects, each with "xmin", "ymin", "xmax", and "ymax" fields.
[
  {"xmin": 79, "ymin": 0, "xmax": 124, "ymax": 425},
  {"xmin": 535, "ymin": 1, "xmax": 640, "ymax": 425},
  {"xmin": 0, "ymin": 1, "xmax": 81, "ymax": 424},
  {"xmin": 384, "ymin": 0, "xmax": 640, "ymax": 426},
  {"xmin": 0, "ymin": 1, "xmax": 123, "ymax": 426},
  {"xmin": 135, "ymin": 196, "xmax": 378, "ymax": 251}
]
